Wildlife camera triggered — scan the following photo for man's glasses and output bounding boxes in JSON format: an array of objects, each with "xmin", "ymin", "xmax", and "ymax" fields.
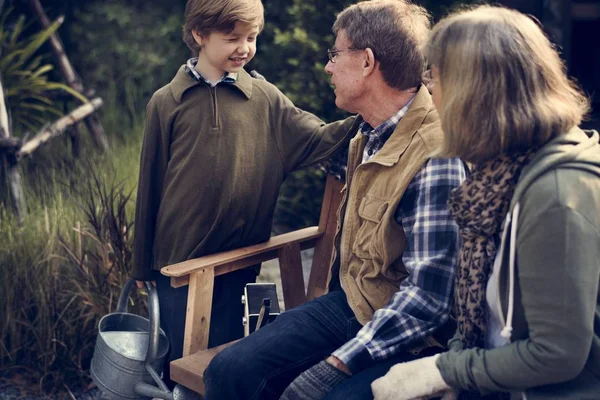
[
  {"xmin": 327, "ymin": 48, "xmax": 362, "ymax": 63},
  {"xmin": 422, "ymin": 69, "xmax": 436, "ymax": 88}
]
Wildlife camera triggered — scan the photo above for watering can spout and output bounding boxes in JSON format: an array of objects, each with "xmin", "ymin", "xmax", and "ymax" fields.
[
  {"xmin": 132, "ymin": 382, "xmax": 203, "ymax": 400},
  {"xmin": 134, "ymin": 382, "xmax": 173, "ymax": 400}
]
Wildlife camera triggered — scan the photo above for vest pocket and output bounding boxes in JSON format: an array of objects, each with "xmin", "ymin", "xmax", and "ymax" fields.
[{"xmin": 353, "ymin": 196, "xmax": 388, "ymax": 259}]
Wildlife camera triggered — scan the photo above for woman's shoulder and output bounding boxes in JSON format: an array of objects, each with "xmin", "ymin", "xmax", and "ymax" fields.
[{"xmin": 520, "ymin": 166, "xmax": 600, "ymax": 231}]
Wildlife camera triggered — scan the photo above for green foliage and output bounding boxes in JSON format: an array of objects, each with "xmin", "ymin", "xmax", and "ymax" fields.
[
  {"xmin": 253, "ymin": 0, "xmax": 478, "ymax": 122},
  {"xmin": 0, "ymin": 10, "xmax": 86, "ymax": 135},
  {"xmin": 0, "ymin": 134, "xmax": 143, "ymax": 394},
  {"xmin": 252, "ymin": 0, "xmax": 355, "ymax": 121},
  {"xmin": 66, "ymin": 1, "xmax": 189, "ymax": 132},
  {"xmin": 274, "ymin": 167, "xmax": 327, "ymax": 233}
]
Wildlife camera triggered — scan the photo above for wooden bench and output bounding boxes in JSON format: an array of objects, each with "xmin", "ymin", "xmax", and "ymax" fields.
[{"xmin": 160, "ymin": 175, "xmax": 344, "ymax": 395}]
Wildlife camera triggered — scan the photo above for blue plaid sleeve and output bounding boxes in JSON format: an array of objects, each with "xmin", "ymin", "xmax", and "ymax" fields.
[
  {"xmin": 332, "ymin": 157, "xmax": 466, "ymax": 372},
  {"xmin": 317, "ymin": 145, "xmax": 349, "ymax": 183}
]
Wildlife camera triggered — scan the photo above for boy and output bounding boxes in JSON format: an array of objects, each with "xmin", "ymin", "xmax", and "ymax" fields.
[{"xmin": 131, "ymin": 0, "xmax": 356, "ymax": 386}]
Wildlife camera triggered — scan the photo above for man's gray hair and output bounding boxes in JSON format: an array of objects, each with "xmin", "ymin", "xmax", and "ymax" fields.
[{"xmin": 333, "ymin": 0, "xmax": 431, "ymax": 90}]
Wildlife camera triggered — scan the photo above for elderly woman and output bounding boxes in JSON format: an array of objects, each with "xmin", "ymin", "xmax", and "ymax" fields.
[{"xmin": 372, "ymin": 5, "xmax": 600, "ymax": 400}]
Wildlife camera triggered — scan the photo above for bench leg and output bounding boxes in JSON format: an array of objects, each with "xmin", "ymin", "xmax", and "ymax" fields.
[
  {"xmin": 183, "ymin": 268, "xmax": 215, "ymax": 356},
  {"xmin": 278, "ymin": 242, "xmax": 306, "ymax": 310}
]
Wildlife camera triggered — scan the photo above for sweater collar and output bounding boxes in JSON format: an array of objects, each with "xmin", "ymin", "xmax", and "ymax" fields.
[
  {"xmin": 170, "ymin": 65, "xmax": 253, "ymax": 103},
  {"xmin": 185, "ymin": 58, "xmax": 238, "ymax": 86}
]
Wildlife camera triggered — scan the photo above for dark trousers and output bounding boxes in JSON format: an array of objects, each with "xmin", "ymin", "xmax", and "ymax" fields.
[
  {"xmin": 154, "ymin": 267, "xmax": 258, "ymax": 387},
  {"xmin": 204, "ymin": 290, "xmax": 439, "ymax": 400}
]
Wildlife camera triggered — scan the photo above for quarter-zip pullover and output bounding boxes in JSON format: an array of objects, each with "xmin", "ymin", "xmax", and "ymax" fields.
[{"xmin": 132, "ymin": 66, "xmax": 356, "ymax": 280}]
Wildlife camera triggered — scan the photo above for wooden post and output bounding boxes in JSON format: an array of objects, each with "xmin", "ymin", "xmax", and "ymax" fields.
[
  {"xmin": 0, "ymin": 73, "xmax": 27, "ymax": 223},
  {"xmin": 28, "ymin": 0, "xmax": 109, "ymax": 151},
  {"xmin": 183, "ymin": 268, "xmax": 215, "ymax": 356}
]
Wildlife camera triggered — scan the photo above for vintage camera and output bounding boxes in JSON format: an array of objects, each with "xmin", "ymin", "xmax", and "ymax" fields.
[{"xmin": 242, "ymin": 283, "xmax": 281, "ymax": 336}]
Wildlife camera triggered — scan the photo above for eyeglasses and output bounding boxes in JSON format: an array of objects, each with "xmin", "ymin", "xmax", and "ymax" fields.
[
  {"xmin": 327, "ymin": 48, "xmax": 362, "ymax": 63},
  {"xmin": 422, "ymin": 69, "xmax": 436, "ymax": 87}
]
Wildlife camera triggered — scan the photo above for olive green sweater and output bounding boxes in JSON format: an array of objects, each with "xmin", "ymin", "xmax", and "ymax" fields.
[
  {"xmin": 437, "ymin": 128, "xmax": 600, "ymax": 399},
  {"xmin": 132, "ymin": 66, "xmax": 356, "ymax": 280}
]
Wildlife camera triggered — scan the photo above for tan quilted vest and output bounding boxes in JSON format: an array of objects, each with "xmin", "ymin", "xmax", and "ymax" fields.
[{"xmin": 328, "ymin": 85, "xmax": 444, "ymax": 325}]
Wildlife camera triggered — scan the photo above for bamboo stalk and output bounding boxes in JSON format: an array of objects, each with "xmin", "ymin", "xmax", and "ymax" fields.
[
  {"xmin": 28, "ymin": 0, "xmax": 109, "ymax": 151},
  {"xmin": 19, "ymin": 98, "xmax": 103, "ymax": 157},
  {"xmin": 62, "ymin": 86, "xmax": 81, "ymax": 158},
  {"xmin": 0, "ymin": 72, "xmax": 27, "ymax": 223},
  {"xmin": 0, "ymin": 79, "xmax": 8, "ymax": 138}
]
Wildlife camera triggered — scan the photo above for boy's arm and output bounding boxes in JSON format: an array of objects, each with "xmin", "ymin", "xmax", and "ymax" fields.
[
  {"xmin": 267, "ymin": 86, "xmax": 358, "ymax": 174},
  {"xmin": 132, "ymin": 96, "xmax": 169, "ymax": 281}
]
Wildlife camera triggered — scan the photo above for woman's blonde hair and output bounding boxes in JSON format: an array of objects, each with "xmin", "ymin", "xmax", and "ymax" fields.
[{"xmin": 425, "ymin": 5, "xmax": 589, "ymax": 164}]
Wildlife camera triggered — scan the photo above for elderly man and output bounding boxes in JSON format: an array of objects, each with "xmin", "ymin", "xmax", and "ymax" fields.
[{"xmin": 204, "ymin": 1, "xmax": 466, "ymax": 399}]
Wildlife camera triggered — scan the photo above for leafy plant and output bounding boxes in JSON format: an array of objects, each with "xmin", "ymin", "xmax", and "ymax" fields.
[
  {"xmin": 0, "ymin": 9, "xmax": 86, "ymax": 135},
  {"xmin": 67, "ymin": 1, "xmax": 188, "ymax": 133},
  {"xmin": 0, "ymin": 139, "xmax": 142, "ymax": 396},
  {"xmin": 274, "ymin": 167, "xmax": 327, "ymax": 233}
]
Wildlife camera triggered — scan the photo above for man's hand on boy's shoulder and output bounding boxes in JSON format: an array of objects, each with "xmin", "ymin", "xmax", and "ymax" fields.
[{"xmin": 250, "ymin": 70, "xmax": 266, "ymax": 81}]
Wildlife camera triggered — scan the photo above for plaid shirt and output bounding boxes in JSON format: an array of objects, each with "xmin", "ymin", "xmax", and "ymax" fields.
[
  {"xmin": 185, "ymin": 58, "xmax": 237, "ymax": 86},
  {"xmin": 331, "ymin": 111, "xmax": 466, "ymax": 371},
  {"xmin": 360, "ymin": 99, "xmax": 413, "ymax": 162},
  {"xmin": 318, "ymin": 99, "xmax": 413, "ymax": 181}
]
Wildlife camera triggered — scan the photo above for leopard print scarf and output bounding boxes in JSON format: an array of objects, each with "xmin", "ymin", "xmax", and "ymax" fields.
[{"xmin": 448, "ymin": 152, "xmax": 534, "ymax": 349}]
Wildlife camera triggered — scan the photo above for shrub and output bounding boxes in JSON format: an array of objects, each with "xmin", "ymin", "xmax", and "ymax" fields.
[{"xmin": 0, "ymin": 144, "xmax": 143, "ymax": 395}]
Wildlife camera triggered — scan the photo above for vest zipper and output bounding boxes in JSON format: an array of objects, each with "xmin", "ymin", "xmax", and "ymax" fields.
[
  {"xmin": 337, "ymin": 138, "xmax": 401, "ymax": 317},
  {"xmin": 338, "ymin": 138, "xmax": 363, "ymax": 292}
]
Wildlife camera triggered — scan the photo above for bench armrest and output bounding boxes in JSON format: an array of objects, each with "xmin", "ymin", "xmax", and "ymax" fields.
[{"xmin": 161, "ymin": 226, "xmax": 323, "ymax": 288}]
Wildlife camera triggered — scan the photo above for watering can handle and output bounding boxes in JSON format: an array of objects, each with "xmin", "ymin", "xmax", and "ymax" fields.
[
  {"xmin": 115, "ymin": 279, "xmax": 162, "ymax": 365},
  {"xmin": 116, "ymin": 279, "xmax": 136, "ymax": 314}
]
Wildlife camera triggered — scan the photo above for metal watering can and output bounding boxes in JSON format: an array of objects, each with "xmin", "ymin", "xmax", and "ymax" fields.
[{"xmin": 91, "ymin": 279, "xmax": 199, "ymax": 400}]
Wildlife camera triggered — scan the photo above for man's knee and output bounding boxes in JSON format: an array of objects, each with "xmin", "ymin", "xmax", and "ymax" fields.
[
  {"xmin": 204, "ymin": 344, "xmax": 257, "ymax": 398},
  {"xmin": 204, "ymin": 348, "xmax": 234, "ymax": 387}
]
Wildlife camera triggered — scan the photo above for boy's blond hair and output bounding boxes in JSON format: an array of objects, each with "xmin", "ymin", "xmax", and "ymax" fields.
[
  {"xmin": 425, "ymin": 5, "xmax": 589, "ymax": 165},
  {"xmin": 183, "ymin": 0, "xmax": 265, "ymax": 53}
]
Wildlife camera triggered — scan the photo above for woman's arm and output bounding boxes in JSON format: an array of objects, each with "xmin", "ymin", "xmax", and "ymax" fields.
[{"xmin": 437, "ymin": 170, "xmax": 600, "ymax": 394}]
